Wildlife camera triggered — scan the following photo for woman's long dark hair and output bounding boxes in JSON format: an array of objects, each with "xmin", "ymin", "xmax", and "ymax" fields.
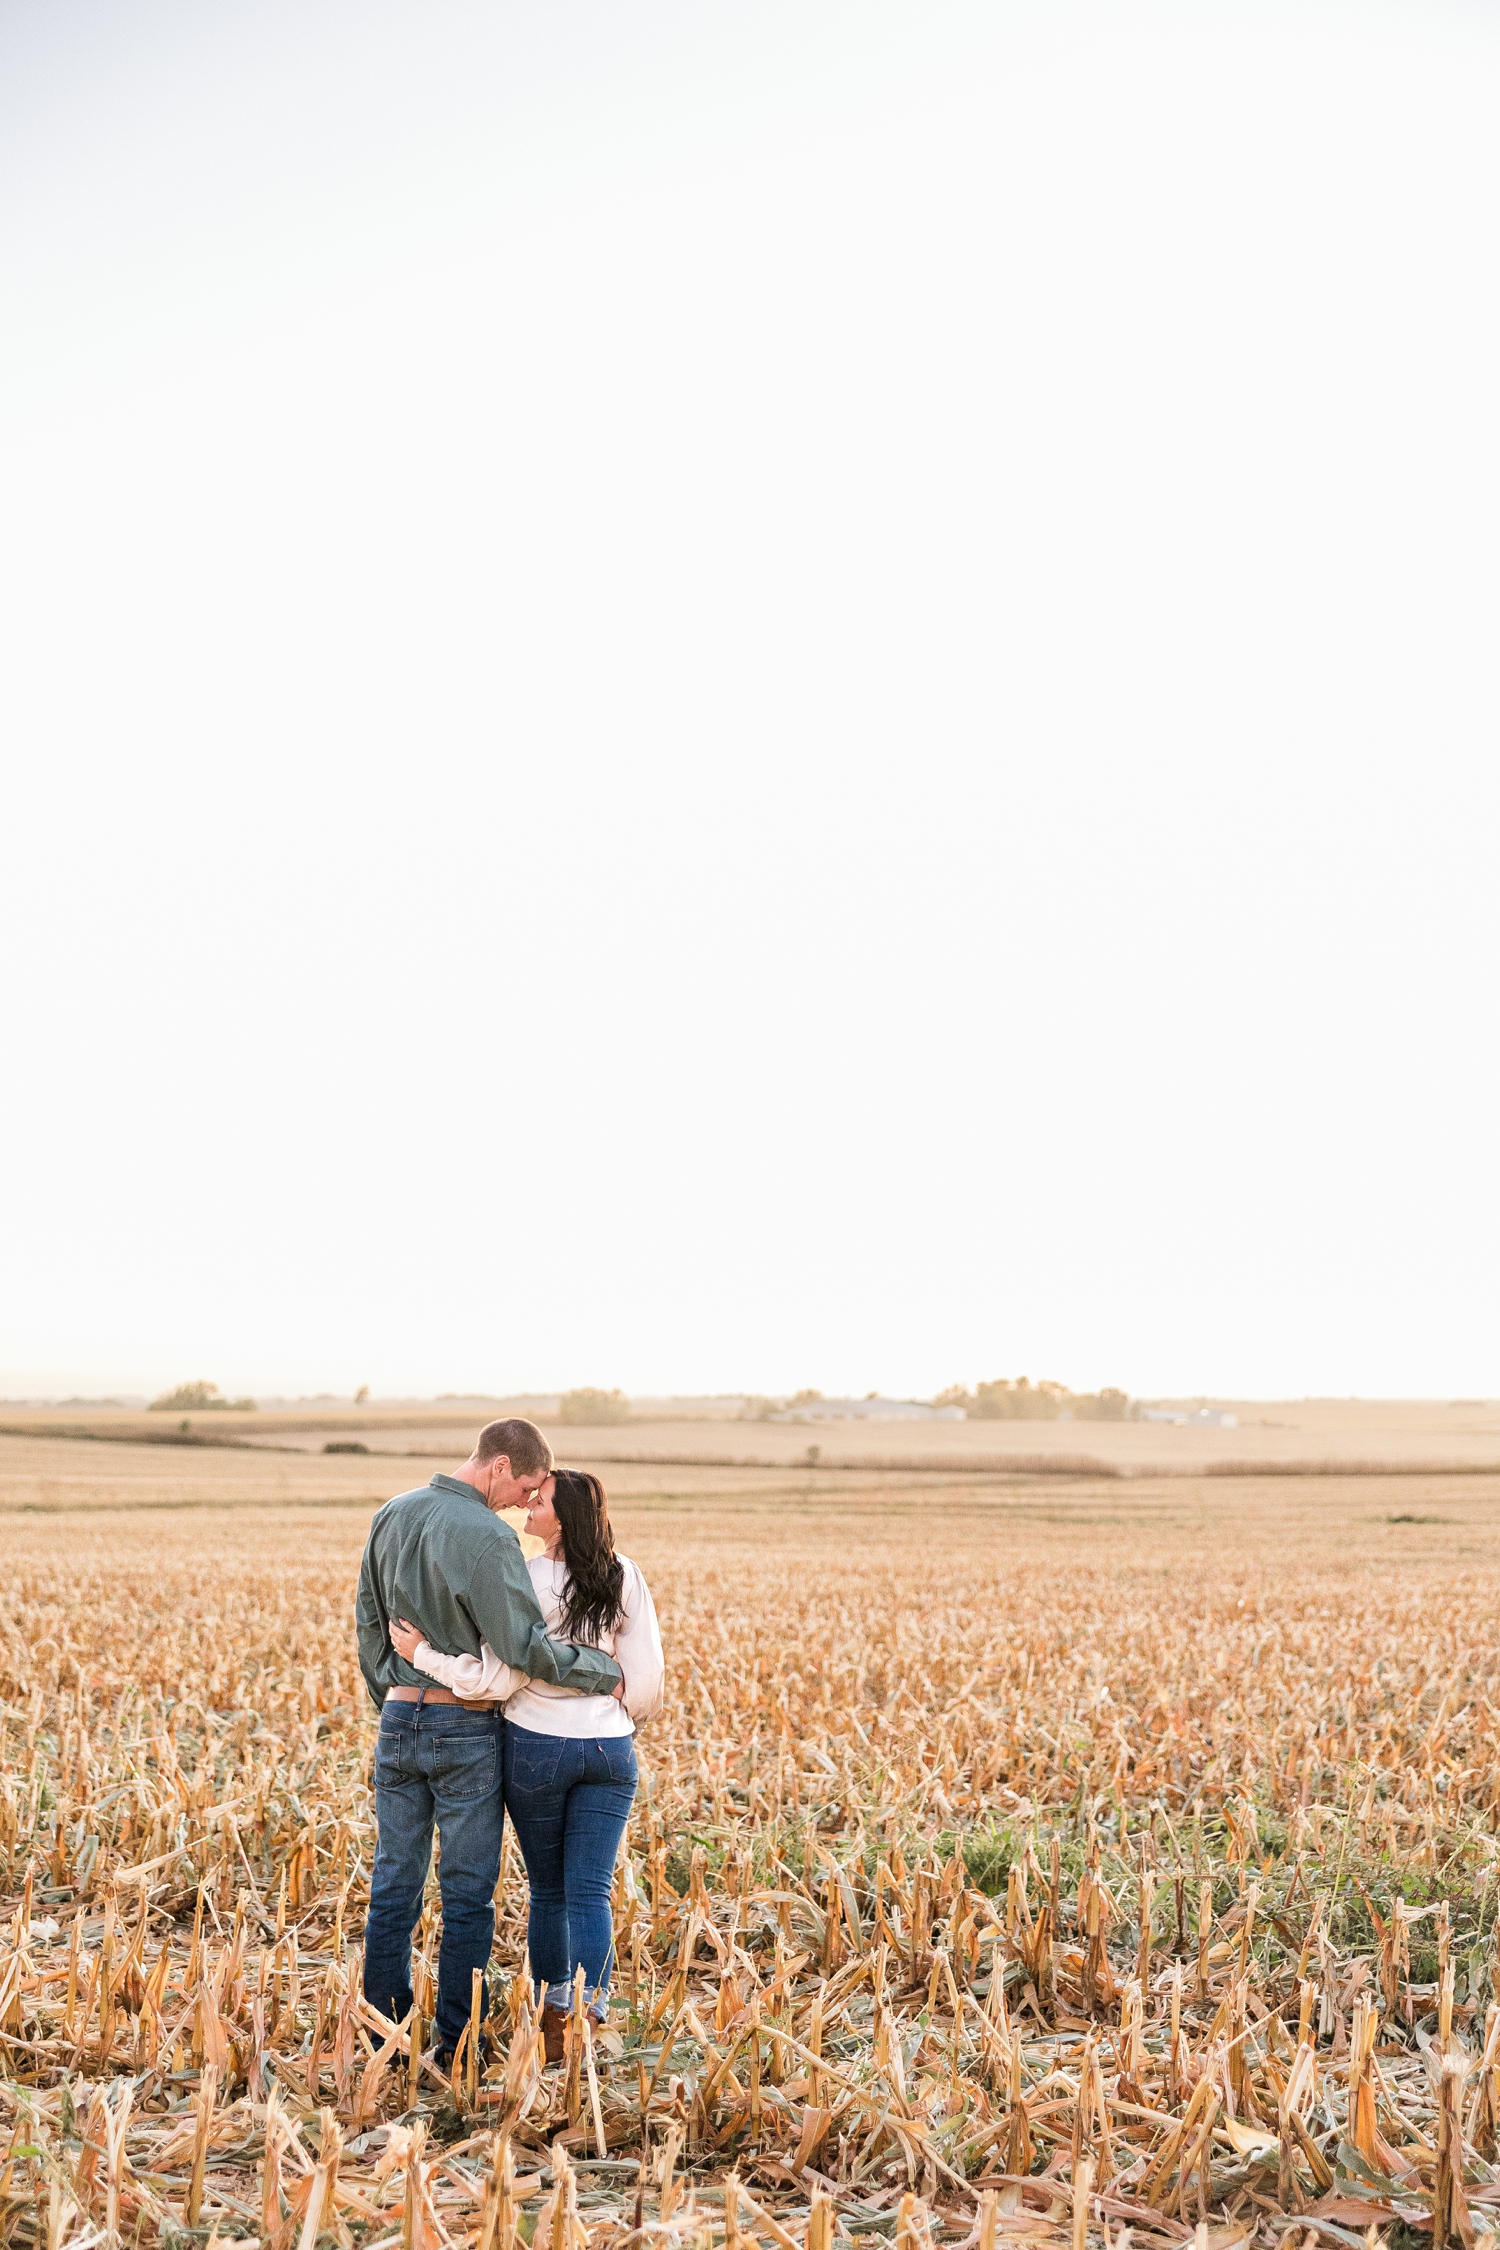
[{"xmin": 550, "ymin": 1469, "xmax": 627, "ymax": 1644}]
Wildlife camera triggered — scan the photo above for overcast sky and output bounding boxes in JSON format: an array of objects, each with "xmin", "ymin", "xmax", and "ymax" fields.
[{"xmin": 2, "ymin": 0, "xmax": 1496, "ymax": 1404}]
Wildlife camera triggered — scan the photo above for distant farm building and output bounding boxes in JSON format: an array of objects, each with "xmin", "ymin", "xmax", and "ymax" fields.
[
  {"xmin": 773, "ymin": 1397, "xmax": 967, "ymax": 1423},
  {"xmin": 1139, "ymin": 1407, "xmax": 1238, "ymax": 1427}
]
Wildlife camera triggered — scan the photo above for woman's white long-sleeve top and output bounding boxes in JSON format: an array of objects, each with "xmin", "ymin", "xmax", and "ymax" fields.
[{"xmin": 412, "ymin": 1551, "xmax": 663, "ymax": 1736}]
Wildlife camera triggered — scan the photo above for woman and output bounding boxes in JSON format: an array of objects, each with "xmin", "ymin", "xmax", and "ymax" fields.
[{"xmin": 389, "ymin": 1467, "xmax": 663, "ymax": 2060}]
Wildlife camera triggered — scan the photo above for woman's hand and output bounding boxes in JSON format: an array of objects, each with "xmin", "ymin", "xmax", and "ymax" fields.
[{"xmin": 389, "ymin": 1616, "xmax": 424, "ymax": 1664}]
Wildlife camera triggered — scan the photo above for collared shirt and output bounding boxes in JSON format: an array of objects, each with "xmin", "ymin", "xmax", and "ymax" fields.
[{"xmin": 354, "ymin": 1472, "xmax": 623, "ymax": 1710}]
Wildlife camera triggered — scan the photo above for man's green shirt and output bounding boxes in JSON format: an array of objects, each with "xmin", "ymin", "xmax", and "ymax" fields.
[{"xmin": 355, "ymin": 1473, "xmax": 622, "ymax": 1710}]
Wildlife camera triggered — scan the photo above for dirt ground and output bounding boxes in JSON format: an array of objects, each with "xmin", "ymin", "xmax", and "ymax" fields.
[
  {"xmin": 3, "ymin": 1425, "xmax": 1498, "ymax": 1582},
  {"xmin": 4, "ymin": 1392, "xmax": 1500, "ymax": 1479}
]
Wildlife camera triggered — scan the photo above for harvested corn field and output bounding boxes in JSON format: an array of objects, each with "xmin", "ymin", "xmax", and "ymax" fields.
[{"xmin": 3, "ymin": 1441, "xmax": 1500, "ymax": 2250}]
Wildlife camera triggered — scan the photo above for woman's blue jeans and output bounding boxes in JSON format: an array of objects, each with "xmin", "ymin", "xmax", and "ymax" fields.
[
  {"xmin": 363, "ymin": 1701, "xmax": 505, "ymax": 2056},
  {"xmin": 503, "ymin": 1723, "xmax": 638, "ymax": 2013}
]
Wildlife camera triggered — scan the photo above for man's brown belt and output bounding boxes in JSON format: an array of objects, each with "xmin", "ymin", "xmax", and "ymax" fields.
[{"xmin": 384, "ymin": 1684, "xmax": 505, "ymax": 1712}]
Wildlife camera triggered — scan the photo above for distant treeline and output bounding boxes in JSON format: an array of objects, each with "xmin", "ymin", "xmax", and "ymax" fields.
[
  {"xmin": 932, "ymin": 1377, "xmax": 1133, "ymax": 1422},
  {"xmin": 148, "ymin": 1381, "xmax": 257, "ymax": 1413},
  {"xmin": 556, "ymin": 1387, "xmax": 632, "ymax": 1425},
  {"xmin": 142, "ymin": 1377, "xmax": 1133, "ymax": 1424}
]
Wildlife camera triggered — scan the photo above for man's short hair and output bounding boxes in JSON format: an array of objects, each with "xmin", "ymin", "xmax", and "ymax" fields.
[{"xmin": 474, "ymin": 1417, "xmax": 553, "ymax": 1475}]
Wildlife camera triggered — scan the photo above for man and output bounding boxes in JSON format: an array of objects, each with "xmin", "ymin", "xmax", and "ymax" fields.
[{"xmin": 356, "ymin": 1416, "xmax": 622, "ymax": 2067}]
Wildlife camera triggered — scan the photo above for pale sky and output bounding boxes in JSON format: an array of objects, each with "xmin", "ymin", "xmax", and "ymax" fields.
[{"xmin": 2, "ymin": 0, "xmax": 1496, "ymax": 1405}]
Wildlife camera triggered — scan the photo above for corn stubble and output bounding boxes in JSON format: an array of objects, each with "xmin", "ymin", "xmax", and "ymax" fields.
[{"xmin": 3, "ymin": 1527, "xmax": 1500, "ymax": 2250}]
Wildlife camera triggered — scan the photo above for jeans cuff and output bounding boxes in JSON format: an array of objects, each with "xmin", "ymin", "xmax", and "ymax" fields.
[{"xmin": 543, "ymin": 1980, "xmax": 608, "ymax": 2018}]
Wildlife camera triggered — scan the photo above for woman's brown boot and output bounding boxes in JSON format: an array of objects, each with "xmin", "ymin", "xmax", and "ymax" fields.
[{"xmin": 541, "ymin": 2004, "xmax": 570, "ymax": 2065}]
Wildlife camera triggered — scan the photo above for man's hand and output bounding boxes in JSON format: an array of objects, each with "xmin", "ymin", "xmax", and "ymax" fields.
[
  {"xmin": 611, "ymin": 1667, "xmax": 628, "ymax": 1704},
  {"xmin": 389, "ymin": 1616, "xmax": 424, "ymax": 1664}
]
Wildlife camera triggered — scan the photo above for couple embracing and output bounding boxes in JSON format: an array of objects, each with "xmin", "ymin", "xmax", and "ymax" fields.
[{"xmin": 355, "ymin": 1416, "xmax": 663, "ymax": 2071}]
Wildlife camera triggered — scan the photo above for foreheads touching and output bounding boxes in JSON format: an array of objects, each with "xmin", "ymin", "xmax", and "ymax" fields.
[{"xmin": 464, "ymin": 1416, "xmax": 554, "ymax": 1512}]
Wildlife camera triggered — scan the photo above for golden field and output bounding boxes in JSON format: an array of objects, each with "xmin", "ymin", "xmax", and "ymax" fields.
[{"xmin": 3, "ymin": 1425, "xmax": 1500, "ymax": 2250}]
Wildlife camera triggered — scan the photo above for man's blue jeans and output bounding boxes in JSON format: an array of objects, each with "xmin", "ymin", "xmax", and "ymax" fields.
[
  {"xmin": 363, "ymin": 1701, "xmax": 505, "ymax": 2056},
  {"xmin": 503, "ymin": 1724, "xmax": 638, "ymax": 2013}
]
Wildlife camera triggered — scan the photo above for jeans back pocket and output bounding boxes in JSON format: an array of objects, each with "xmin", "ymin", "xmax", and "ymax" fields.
[
  {"xmin": 375, "ymin": 1724, "xmax": 413, "ymax": 1789},
  {"xmin": 427, "ymin": 1730, "xmax": 498, "ymax": 1802},
  {"xmin": 505, "ymin": 1729, "xmax": 567, "ymax": 1796},
  {"xmin": 604, "ymin": 1736, "xmax": 639, "ymax": 1789}
]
